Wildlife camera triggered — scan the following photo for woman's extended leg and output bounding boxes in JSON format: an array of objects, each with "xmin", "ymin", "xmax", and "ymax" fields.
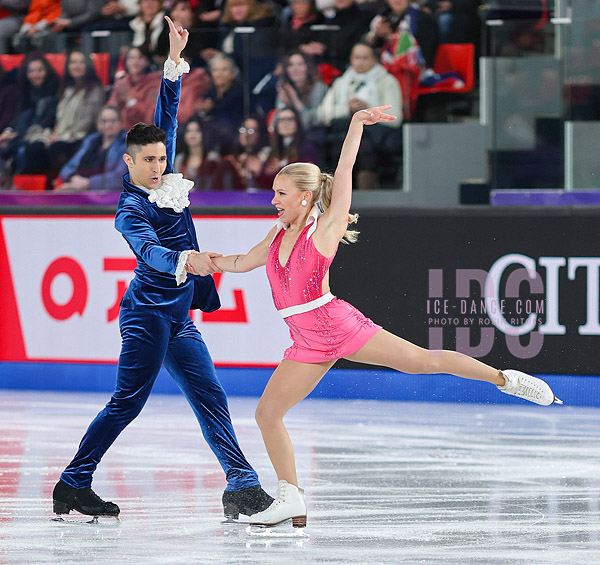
[
  {"xmin": 255, "ymin": 359, "xmax": 335, "ymax": 486},
  {"xmin": 346, "ymin": 329, "xmax": 561, "ymax": 405},
  {"xmin": 346, "ymin": 329, "xmax": 504, "ymax": 383}
]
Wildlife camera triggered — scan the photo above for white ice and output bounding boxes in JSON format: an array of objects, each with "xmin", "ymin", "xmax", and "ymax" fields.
[{"xmin": 1, "ymin": 390, "xmax": 599, "ymax": 564}]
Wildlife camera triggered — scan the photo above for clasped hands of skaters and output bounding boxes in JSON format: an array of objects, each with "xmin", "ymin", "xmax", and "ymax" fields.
[{"xmin": 185, "ymin": 250, "xmax": 223, "ymax": 276}]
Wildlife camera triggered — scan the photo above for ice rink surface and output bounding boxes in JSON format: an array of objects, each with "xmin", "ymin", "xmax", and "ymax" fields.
[{"xmin": 1, "ymin": 390, "xmax": 599, "ymax": 564}]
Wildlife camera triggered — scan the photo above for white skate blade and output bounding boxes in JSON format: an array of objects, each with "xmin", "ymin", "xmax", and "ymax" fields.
[
  {"xmin": 554, "ymin": 396, "xmax": 563, "ymax": 405},
  {"xmin": 246, "ymin": 523, "xmax": 309, "ymax": 538},
  {"xmin": 51, "ymin": 515, "xmax": 120, "ymax": 526}
]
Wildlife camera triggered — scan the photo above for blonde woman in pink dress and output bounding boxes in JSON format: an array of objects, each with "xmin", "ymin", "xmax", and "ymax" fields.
[{"xmin": 185, "ymin": 105, "xmax": 562, "ymax": 529}]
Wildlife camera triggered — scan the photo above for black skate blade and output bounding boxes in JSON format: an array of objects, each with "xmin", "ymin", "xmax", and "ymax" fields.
[
  {"xmin": 246, "ymin": 523, "xmax": 309, "ymax": 538},
  {"xmin": 51, "ymin": 515, "xmax": 120, "ymax": 526},
  {"xmin": 221, "ymin": 516, "xmax": 250, "ymax": 525}
]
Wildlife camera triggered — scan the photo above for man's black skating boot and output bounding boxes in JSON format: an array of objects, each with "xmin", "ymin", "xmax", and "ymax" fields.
[
  {"xmin": 53, "ymin": 479, "xmax": 120, "ymax": 518},
  {"xmin": 222, "ymin": 485, "xmax": 274, "ymax": 520}
]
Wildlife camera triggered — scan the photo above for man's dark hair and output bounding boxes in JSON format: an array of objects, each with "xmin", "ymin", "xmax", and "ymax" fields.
[{"xmin": 126, "ymin": 123, "xmax": 167, "ymax": 157}]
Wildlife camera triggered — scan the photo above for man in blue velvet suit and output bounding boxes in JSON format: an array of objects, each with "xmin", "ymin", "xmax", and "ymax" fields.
[{"xmin": 52, "ymin": 17, "xmax": 273, "ymax": 521}]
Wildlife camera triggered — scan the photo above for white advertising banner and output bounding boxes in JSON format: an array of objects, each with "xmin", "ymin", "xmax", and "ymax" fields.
[{"xmin": 0, "ymin": 215, "xmax": 290, "ymax": 366}]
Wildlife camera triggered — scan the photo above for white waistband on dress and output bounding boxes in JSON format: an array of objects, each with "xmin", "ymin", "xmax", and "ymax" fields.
[{"xmin": 277, "ymin": 292, "xmax": 335, "ymax": 319}]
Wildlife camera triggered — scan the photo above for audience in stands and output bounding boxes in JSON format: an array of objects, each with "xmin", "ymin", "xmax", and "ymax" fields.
[
  {"xmin": 280, "ymin": 0, "xmax": 325, "ymax": 55},
  {"xmin": 168, "ymin": 0, "xmax": 196, "ymax": 29},
  {"xmin": 13, "ymin": 0, "xmax": 108, "ymax": 51},
  {"xmin": 12, "ymin": 0, "xmax": 62, "ymax": 52},
  {"xmin": 84, "ymin": 1, "xmax": 139, "ymax": 32},
  {"xmin": 317, "ymin": 41, "xmax": 402, "ymax": 189},
  {"xmin": 195, "ymin": 53, "xmax": 244, "ymax": 152},
  {"xmin": 0, "ymin": 0, "xmax": 485, "ymax": 192},
  {"xmin": 14, "ymin": 49, "xmax": 104, "ymax": 181},
  {"xmin": 275, "ymin": 50, "xmax": 327, "ymax": 132},
  {"xmin": 0, "ymin": 0, "xmax": 29, "ymax": 53},
  {"xmin": 166, "ymin": 0, "xmax": 213, "ymax": 65},
  {"xmin": 215, "ymin": 0, "xmax": 277, "ymax": 88},
  {"xmin": 311, "ymin": 0, "xmax": 373, "ymax": 73},
  {"xmin": 0, "ymin": 51, "xmax": 60, "ymax": 178},
  {"xmin": 173, "ymin": 116, "xmax": 219, "ymax": 189},
  {"xmin": 108, "ymin": 45, "xmax": 160, "ymax": 129},
  {"xmin": 208, "ymin": 113, "xmax": 270, "ymax": 189},
  {"xmin": 55, "ymin": 105, "xmax": 127, "ymax": 191},
  {"xmin": 129, "ymin": 0, "xmax": 169, "ymax": 62},
  {"xmin": 198, "ymin": 0, "xmax": 225, "ymax": 25},
  {"xmin": 255, "ymin": 106, "xmax": 320, "ymax": 189},
  {"xmin": 45, "ymin": 1, "xmax": 105, "ymax": 34},
  {"xmin": 108, "ymin": 43, "xmax": 210, "ymax": 130},
  {"xmin": 219, "ymin": 0, "xmax": 275, "ymax": 52},
  {"xmin": 366, "ymin": 0, "xmax": 439, "ymax": 68},
  {"xmin": 365, "ymin": 0, "xmax": 439, "ymax": 119}
]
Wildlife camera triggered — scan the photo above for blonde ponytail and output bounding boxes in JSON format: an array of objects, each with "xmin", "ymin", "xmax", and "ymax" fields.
[
  {"xmin": 277, "ymin": 163, "xmax": 360, "ymax": 243},
  {"xmin": 318, "ymin": 172, "xmax": 359, "ymax": 243}
]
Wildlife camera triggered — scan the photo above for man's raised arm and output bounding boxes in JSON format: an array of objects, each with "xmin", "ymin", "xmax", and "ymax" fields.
[{"xmin": 154, "ymin": 15, "xmax": 189, "ymax": 173}]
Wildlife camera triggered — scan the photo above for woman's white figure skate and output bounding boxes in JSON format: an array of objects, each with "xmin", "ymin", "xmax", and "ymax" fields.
[
  {"xmin": 498, "ymin": 370, "xmax": 563, "ymax": 405},
  {"xmin": 246, "ymin": 480, "xmax": 308, "ymax": 537}
]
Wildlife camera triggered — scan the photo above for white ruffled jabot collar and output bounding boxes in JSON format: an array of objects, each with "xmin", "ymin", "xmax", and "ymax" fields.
[{"xmin": 141, "ymin": 173, "xmax": 194, "ymax": 213}]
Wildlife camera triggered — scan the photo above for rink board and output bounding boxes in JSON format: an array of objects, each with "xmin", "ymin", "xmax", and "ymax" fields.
[
  {"xmin": 0, "ymin": 214, "xmax": 290, "ymax": 366},
  {"xmin": 1, "ymin": 210, "xmax": 600, "ymax": 405}
]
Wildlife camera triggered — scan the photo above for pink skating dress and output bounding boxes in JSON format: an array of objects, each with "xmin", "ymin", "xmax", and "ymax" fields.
[{"xmin": 266, "ymin": 218, "xmax": 381, "ymax": 363}]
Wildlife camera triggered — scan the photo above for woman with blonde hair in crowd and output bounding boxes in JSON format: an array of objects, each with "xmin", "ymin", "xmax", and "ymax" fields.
[
  {"xmin": 186, "ymin": 105, "xmax": 562, "ymax": 528},
  {"xmin": 195, "ymin": 53, "xmax": 244, "ymax": 151}
]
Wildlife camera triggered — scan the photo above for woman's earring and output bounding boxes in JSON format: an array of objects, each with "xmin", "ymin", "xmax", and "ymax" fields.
[{"xmin": 301, "ymin": 199, "xmax": 307, "ymax": 207}]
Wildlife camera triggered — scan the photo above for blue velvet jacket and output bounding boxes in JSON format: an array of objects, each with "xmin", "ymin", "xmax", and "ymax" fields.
[{"xmin": 115, "ymin": 74, "xmax": 220, "ymax": 320}]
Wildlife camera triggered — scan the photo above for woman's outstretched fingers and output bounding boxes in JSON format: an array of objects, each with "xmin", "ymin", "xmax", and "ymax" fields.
[
  {"xmin": 361, "ymin": 106, "xmax": 397, "ymax": 125},
  {"xmin": 379, "ymin": 112, "xmax": 397, "ymax": 122}
]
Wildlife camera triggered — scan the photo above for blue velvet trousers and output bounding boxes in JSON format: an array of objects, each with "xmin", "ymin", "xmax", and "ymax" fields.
[{"xmin": 61, "ymin": 307, "xmax": 260, "ymax": 492}]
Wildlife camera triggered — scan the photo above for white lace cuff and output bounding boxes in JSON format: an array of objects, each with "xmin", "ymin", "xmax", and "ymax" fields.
[
  {"xmin": 163, "ymin": 56, "xmax": 190, "ymax": 82},
  {"xmin": 175, "ymin": 250, "xmax": 192, "ymax": 286}
]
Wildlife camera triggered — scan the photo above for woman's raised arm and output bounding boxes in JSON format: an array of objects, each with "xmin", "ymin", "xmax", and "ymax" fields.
[{"xmin": 326, "ymin": 106, "xmax": 396, "ymax": 225}]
